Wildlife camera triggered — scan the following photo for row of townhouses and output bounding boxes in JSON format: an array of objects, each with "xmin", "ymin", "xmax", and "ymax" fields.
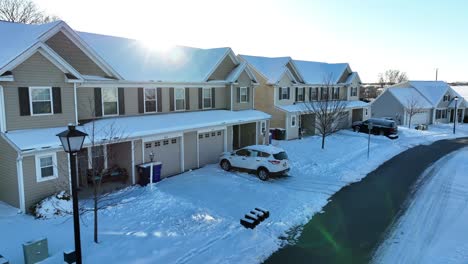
[{"xmin": 0, "ymin": 20, "xmax": 367, "ymax": 212}]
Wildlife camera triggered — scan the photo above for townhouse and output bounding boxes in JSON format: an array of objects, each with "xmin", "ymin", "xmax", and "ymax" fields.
[
  {"xmin": 372, "ymin": 81, "xmax": 466, "ymax": 126},
  {"xmin": 239, "ymin": 55, "xmax": 369, "ymax": 140},
  {"xmin": 0, "ymin": 21, "xmax": 270, "ymax": 212}
]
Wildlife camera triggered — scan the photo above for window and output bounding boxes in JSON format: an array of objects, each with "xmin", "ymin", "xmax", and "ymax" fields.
[
  {"xmin": 155, "ymin": 141, "xmax": 161, "ymax": 147},
  {"xmin": 291, "ymin": 115, "xmax": 297, "ymax": 127},
  {"xmin": 102, "ymin": 87, "xmax": 118, "ymax": 116},
  {"xmin": 443, "ymin": 94, "xmax": 451, "ymax": 102},
  {"xmin": 240, "ymin": 87, "xmax": 248, "ymax": 103},
  {"xmin": 436, "ymin": 109, "xmax": 447, "ymax": 119},
  {"xmin": 258, "ymin": 152, "xmax": 270, "ymax": 158},
  {"xmin": 205, "ymin": 133, "xmax": 210, "ymax": 138},
  {"xmin": 211, "ymin": 132, "xmax": 216, "ymax": 137},
  {"xmin": 199, "ymin": 134, "xmax": 203, "ymax": 139},
  {"xmin": 145, "ymin": 143, "xmax": 152, "ymax": 148},
  {"xmin": 281, "ymin": 87, "xmax": 289, "ymax": 100},
  {"xmin": 321, "ymin": 87, "xmax": 329, "ymax": 100},
  {"xmin": 163, "ymin": 140, "xmax": 169, "ymax": 145},
  {"xmin": 35, "ymin": 153, "xmax": 57, "ymax": 182},
  {"xmin": 175, "ymin": 88, "xmax": 185, "ymax": 111},
  {"xmin": 217, "ymin": 131, "xmax": 222, "ymax": 136},
  {"xmin": 351, "ymin": 87, "xmax": 358, "ymax": 97},
  {"xmin": 297, "ymin": 88, "xmax": 305, "ymax": 101},
  {"xmin": 365, "ymin": 108, "xmax": 368, "ymax": 115},
  {"xmin": 144, "ymin": 88, "xmax": 157, "ymax": 113},
  {"xmin": 203, "ymin": 88, "xmax": 212, "ymax": 108},
  {"xmin": 236, "ymin": 149, "xmax": 250, "ymax": 157},
  {"xmin": 30, "ymin": 87, "xmax": 53, "ymax": 115},
  {"xmin": 310, "ymin": 87, "xmax": 318, "ymax": 101},
  {"xmin": 332, "ymin": 87, "xmax": 340, "ymax": 100},
  {"xmin": 171, "ymin": 138, "xmax": 177, "ymax": 144}
]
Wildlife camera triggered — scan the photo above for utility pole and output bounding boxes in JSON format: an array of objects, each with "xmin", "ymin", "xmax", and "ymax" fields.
[{"xmin": 435, "ymin": 68, "xmax": 438, "ymax": 81}]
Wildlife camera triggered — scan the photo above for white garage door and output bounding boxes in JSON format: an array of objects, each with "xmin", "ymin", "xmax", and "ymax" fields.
[
  {"xmin": 198, "ymin": 130, "xmax": 224, "ymax": 167},
  {"xmin": 144, "ymin": 137, "xmax": 181, "ymax": 178},
  {"xmin": 408, "ymin": 111, "xmax": 429, "ymax": 126}
]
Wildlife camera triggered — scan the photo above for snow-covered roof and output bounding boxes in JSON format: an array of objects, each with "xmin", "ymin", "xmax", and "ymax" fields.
[
  {"xmin": 450, "ymin": 86, "xmax": 468, "ymax": 100},
  {"xmin": 388, "ymin": 87, "xmax": 433, "ymax": 109},
  {"xmin": 78, "ymin": 32, "xmax": 230, "ymax": 82},
  {"xmin": 239, "ymin": 55, "xmax": 292, "ymax": 84},
  {"xmin": 0, "ymin": 20, "xmax": 61, "ymax": 73},
  {"xmin": 293, "ymin": 60, "xmax": 349, "ymax": 85},
  {"xmin": 5, "ymin": 110, "xmax": 270, "ymax": 152},
  {"xmin": 277, "ymin": 100, "xmax": 369, "ymax": 113},
  {"xmin": 408, "ymin": 81, "xmax": 450, "ymax": 106},
  {"xmin": 344, "ymin": 72, "xmax": 361, "ymax": 85},
  {"xmin": 245, "ymin": 145, "xmax": 284, "ymax": 154}
]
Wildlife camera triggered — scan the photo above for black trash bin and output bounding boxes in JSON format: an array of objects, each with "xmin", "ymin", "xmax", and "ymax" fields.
[
  {"xmin": 136, "ymin": 162, "xmax": 162, "ymax": 186},
  {"xmin": 276, "ymin": 128, "xmax": 286, "ymax": 140},
  {"xmin": 269, "ymin": 128, "xmax": 277, "ymax": 140}
]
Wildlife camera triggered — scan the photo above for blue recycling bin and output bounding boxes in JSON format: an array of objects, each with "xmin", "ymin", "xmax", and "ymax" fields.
[{"xmin": 137, "ymin": 162, "xmax": 162, "ymax": 186}]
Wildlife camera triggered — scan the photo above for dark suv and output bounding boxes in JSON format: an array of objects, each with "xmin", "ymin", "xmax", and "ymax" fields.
[{"xmin": 352, "ymin": 118, "xmax": 398, "ymax": 138}]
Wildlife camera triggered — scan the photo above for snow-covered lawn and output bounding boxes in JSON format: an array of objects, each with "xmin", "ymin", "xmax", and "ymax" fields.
[
  {"xmin": 373, "ymin": 147, "xmax": 468, "ymax": 264},
  {"xmin": 1, "ymin": 124, "xmax": 468, "ymax": 264}
]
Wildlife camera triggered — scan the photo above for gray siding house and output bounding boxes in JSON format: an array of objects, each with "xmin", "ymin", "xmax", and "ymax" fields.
[{"xmin": 0, "ymin": 21, "xmax": 270, "ymax": 212}]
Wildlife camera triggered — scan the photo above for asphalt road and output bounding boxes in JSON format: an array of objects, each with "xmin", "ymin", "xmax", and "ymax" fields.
[{"xmin": 264, "ymin": 137, "xmax": 468, "ymax": 264}]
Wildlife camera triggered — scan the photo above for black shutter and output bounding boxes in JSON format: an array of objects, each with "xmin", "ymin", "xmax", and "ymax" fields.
[
  {"xmin": 237, "ymin": 87, "xmax": 240, "ymax": 103},
  {"xmin": 157, "ymin": 88, "xmax": 162, "ymax": 112},
  {"xmin": 295, "ymin": 87, "xmax": 298, "ymax": 101},
  {"xmin": 118, "ymin": 88, "xmax": 125, "ymax": 115},
  {"xmin": 52, "ymin": 87, "xmax": 62, "ymax": 114},
  {"xmin": 279, "ymin": 87, "xmax": 282, "ymax": 100},
  {"xmin": 18, "ymin": 87, "xmax": 30, "ymax": 116},
  {"xmin": 309, "ymin": 87, "xmax": 312, "ymax": 101},
  {"xmin": 198, "ymin": 88, "xmax": 203, "ymax": 109},
  {"xmin": 247, "ymin": 87, "xmax": 250, "ymax": 102},
  {"xmin": 211, "ymin": 88, "xmax": 216, "ymax": 108},
  {"xmin": 169, "ymin": 88, "xmax": 174, "ymax": 111},
  {"xmin": 138, "ymin": 88, "xmax": 144, "ymax": 113},
  {"xmin": 287, "ymin": 87, "xmax": 290, "ymax": 99},
  {"xmin": 185, "ymin": 88, "xmax": 190, "ymax": 110},
  {"xmin": 94, "ymin": 88, "xmax": 102, "ymax": 117}
]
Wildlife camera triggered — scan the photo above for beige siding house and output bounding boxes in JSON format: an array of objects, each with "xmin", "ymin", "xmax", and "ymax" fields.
[
  {"xmin": 0, "ymin": 21, "xmax": 270, "ymax": 212},
  {"xmin": 239, "ymin": 55, "xmax": 369, "ymax": 140}
]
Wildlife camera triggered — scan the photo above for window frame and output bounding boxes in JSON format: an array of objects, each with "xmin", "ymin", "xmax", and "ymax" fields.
[
  {"xmin": 291, "ymin": 115, "xmax": 297, "ymax": 127},
  {"xmin": 351, "ymin": 87, "xmax": 358, "ymax": 97},
  {"xmin": 35, "ymin": 152, "xmax": 58, "ymax": 182},
  {"xmin": 144, "ymin": 88, "xmax": 157, "ymax": 113},
  {"xmin": 29, "ymin": 86, "xmax": 54, "ymax": 116},
  {"xmin": 332, "ymin": 87, "xmax": 340, "ymax": 100},
  {"xmin": 310, "ymin": 87, "xmax": 318, "ymax": 101},
  {"xmin": 261, "ymin": 120, "xmax": 267, "ymax": 134},
  {"xmin": 321, "ymin": 87, "xmax": 329, "ymax": 100},
  {"xmin": 240, "ymin": 87, "xmax": 248, "ymax": 103},
  {"xmin": 102, "ymin": 87, "xmax": 119, "ymax": 116},
  {"xmin": 174, "ymin": 87, "xmax": 186, "ymax": 111},
  {"xmin": 297, "ymin": 87, "xmax": 305, "ymax": 101},
  {"xmin": 203, "ymin": 88, "xmax": 212, "ymax": 109},
  {"xmin": 280, "ymin": 87, "xmax": 289, "ymax": 100}
]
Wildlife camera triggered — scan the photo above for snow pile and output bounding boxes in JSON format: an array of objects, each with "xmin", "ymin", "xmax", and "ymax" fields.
[{"xmin": 33, "ymin": 191, "xmax": 72, "ymax": 219}]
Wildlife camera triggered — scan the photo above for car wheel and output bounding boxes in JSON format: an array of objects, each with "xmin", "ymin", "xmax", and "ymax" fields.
[
  {"xmin": 257, "ymin": 167, "xmax": 269, "ymax": 181},
  {"xmin": 220, "ymin": 159, "xmax": 231, "ymax": 171},
  {"xmin": 354, "ymin": 126, "xmax": 360, "ymax": 132}
]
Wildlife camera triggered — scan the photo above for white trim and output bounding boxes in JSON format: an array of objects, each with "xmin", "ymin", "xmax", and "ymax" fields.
[
  {"xmin": 196, "ymin": 131, "xmax": 200, "ymax": 168},
  {"xmin": 142, "ymin": 132, "xmax": 183, "ymax": 143},
  {"xmin": 239, "ymin": 87, "xmax": 248, "ymax": 103},
  {"xmin": 35, "ymin": 152, "xmax": 58, "ymax": 182},
  {"xmin": 16, "ymin": 154, "xmax": 26, "ymax": 212},
  {"xmin": 143, "ymin": 87, "xmax": 158, "ymax": 113},
  {"xmin": 180, "ymin": 135, "xmax": 185, "ymax": 172},
  {"xmin": 223, "ymin": 127, "xmax": 228, "ymax": 152},
  {"xmin": 29, "ymin": 86, "xmax": 54, "ymax": 116},
  {"xmin": 174, "ymin": 87, "xmax": 186, "ymax": 111},
  {"xmin": 79, "ymin": 82, "xmax": 227, "ymax": 88},
  {"xmin": 230, "ymin": 84, "xmax": 234, "ymax": 110},
  {"xmin": 131, "ymin": 140, "xmax": 135, "ymax": 184},
  {"xmin": 87, "ymin": 147, "xmax": 92, "ymax": 169},
  {"xmin": 202, "ymin": 88, "xmax": 213, "ymax": 109},
  {"xmin": 255, "ymin": 122, "xmax": 258, "ymax": 145},
  {"xmin": 101, "ymin": 87, "xmax": 119, "ymax": 117},
  {"xmin": 0, "ymin": 75, "xmax": 14, "ymax": 82},
  {"xmin": 73, "ymin": 83, "xmax": 78, "ymax": 124},
  {"xmin": 67, "ymin": 153, "xmax": 72, "ymax": 194},
  {"xmin": 0, "ymin": 85, "xmax": 6, "ymax": 132},
  {"xmin": 198, "ymin": 126, "xmax": 227, "ymax": 134}
]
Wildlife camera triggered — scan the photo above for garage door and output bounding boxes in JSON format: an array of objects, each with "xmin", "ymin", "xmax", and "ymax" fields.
[
  {"xmin": 198, "ymin": 130, "xmax": 224, "ymax": 166},
  {"xmin": 408, "ymin": 111, "xmax": 429, "ymax": 126},
  {"xmin": 144, "ymin": 137, "xmax": 181, "ymax": 178}
]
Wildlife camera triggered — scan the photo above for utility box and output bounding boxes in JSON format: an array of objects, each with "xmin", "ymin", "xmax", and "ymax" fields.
[{"xmin": 23, "ymin": 238, "xmax": 48, "ymax": 264}]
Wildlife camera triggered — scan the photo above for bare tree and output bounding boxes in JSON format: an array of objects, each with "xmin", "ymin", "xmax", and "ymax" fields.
[
  {"xmin": 378, "ymin": 69, "xmax": 409, "ymax": 87},
  {"xmin": 0, "ymin": 0, "xmax": 59, "ymax": 24},
  {"xmin": 405, "ymin": 96, "xmax": 425, "ymax": 129},
  {"xmin": 301, "ymin": 73, "xmax": 349, "ymax": 149}
]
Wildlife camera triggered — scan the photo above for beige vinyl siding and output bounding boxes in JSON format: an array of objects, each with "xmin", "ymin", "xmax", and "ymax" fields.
[
  {"xmin": 45, "ymin": 31, "xmax": 107, "ymax": 76},
  {"xmin": 208, "ymin": 56, "xmax": 236, "ymax": 80},
  {"xmin": 275, "ymin": 74, "xmax": 296, "ymax": 106},
  {"xmin": 3, "ymin": 52, "xmax": 75, "ymax": 131},
  {"xmin": 161, "ymin": 88, "xmax": 170, "ymax": 112},
  {"xmin": 124, "ymin": 88, "xmax": 139, "ymax": 115},
  {"xmin": 189, "ymin": 88, "xmax": 199, "ymax": 110},
  {"xmin": 226, "ymin": 125, "xmax": 233, "ymax": 151},
  {"xmin": 0, "ymin": 137, "xmax": 19, "ymax": 208},
  {"xmin": 23, "ymin": 151, "xmax": 69, "ymax": 211},
  {"xmin": 183, "ymin": 131, "xmax": 198, "ymax": 170},
  {"xmin": 214, "ymin": 87, "xmax": 227, "ymax": 109},
  {"xmin": 252, "ymin": 70, "xmax": 286, "ymax": 128},
  {"xmin": 371, "ymin": 90, "xmax": 405, "ymax": 124},
  {"xmin": 232, "ymin": 72, "xmax": 254, "ymax": 110}
]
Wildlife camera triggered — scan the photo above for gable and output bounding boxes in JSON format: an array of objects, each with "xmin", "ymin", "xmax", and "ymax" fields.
[
  {"xmin": 277, "ymin": 71, "xmax": 295, "ymax": 87},
  {"xmin": 337, "ymin": 66, "xmax": 352, "ymax": 83},
  {"xmin": 207, "ymin": 54, "xmax": 237, "ymax": 81},
  {"xmin": 46, "ymin": 31, "xmax": 107, "ymax": 77},
  {"xmin": 237, "ymin": 71, "xmax": 252, "ymax": 86},
  {"xmin": 285, "ymin": 62, "xmax": 302, "ymax": 83},
  {"xmin": 11, "ymin": 51, "xmax": 67, "ymax": 85}
]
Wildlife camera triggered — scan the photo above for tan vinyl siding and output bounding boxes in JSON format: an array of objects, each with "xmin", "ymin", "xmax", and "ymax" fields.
[
  {"xmin": 252, "ymin": 70, "xmax": 286, "ymax": 128},
  {"xmin": 161, "ymin": 88, "xmax": 170, "ymax": 112},
  {"xmin": 189, "ymin": 88, "xmax": 200, "ymax": 110},
  {"xmin": 208, "ymin": 56, "xmax": 236, "ymax": 80},
  {"xmin": 45, "ymin": 31, "xmax": 107, "ymax": 76},
  {"xmin": 226, "ymin": 125, "xmax": 233, "ymax": 151},
  {"xmin": 232, "ymin": 72, "xmax": 254, "ymax": 111},
  {"xmin": 23, "ymin": 151, "xmax": 69, "ymax": 212},
  {"xmin": 3, "ymin": 52, "xmax": 75, "ymax": 131},
  {"xmin": 183, "ymin": 131, "xmax": 198, "ymax": 170},
  {"xmin": 275, "ymin": 74, "xmax": 296, "ymax": 106},
  {"xmin": 0, "ymin": 136, "xmax": 19, "ymax": 208}
]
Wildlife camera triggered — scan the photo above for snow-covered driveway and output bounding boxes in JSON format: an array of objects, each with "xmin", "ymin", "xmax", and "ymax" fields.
[
  {"xmin": 1, "ymin": 124, "xmax": 468, "ymax": 264},
  {"xmin": 373, "ymin": 147, "xmax": 468, "ymax": 264}
]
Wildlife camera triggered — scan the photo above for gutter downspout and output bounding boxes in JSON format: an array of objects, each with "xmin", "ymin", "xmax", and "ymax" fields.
[
  {"xmin": 230, "ymin": 84, "xmax": 233, "ymax": 111},
  {"xmin": 74, "ymin": 82, "xmax": 78, "ymax": 125},
  {"xmin": 16, "ymin": 153, "xmax": 25, "ymax": 212}
]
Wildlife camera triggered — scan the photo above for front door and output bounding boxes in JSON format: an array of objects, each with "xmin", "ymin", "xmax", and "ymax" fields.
[{"xmin": 450, "ymin": 109, "xmax": 455, "ymax": 122}]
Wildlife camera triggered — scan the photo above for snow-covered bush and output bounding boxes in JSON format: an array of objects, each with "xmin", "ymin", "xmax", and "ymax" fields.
[{"xmin": 33, "ymin": 191, "xmax": 72, "ymax": 219}]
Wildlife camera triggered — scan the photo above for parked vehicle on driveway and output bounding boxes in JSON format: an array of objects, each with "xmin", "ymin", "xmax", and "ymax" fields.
[
  {"xmin": 219, "ymin": 145, "xmax": 290, "ymax": 181},
  {"xmin": 352, "ymin": 118, "xmax": 398, "ymax": 139}
]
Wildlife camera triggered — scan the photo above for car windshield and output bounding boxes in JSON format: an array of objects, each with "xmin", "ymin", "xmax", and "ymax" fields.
[{"xmin": 273, "ymin": 152, "xmax": 288, "ymax": 160}]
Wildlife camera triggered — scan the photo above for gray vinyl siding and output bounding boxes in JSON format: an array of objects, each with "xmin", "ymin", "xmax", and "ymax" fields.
[
  {"xmin": 0, "ymin": 136, "xmax": 19, "ymax": 208},
  {"xmin": 189, "ymin": 88, "xmax": 199, "ymax": 110},
  {"xmin": 208, "ymin": 56, "xmax": 236, "ymax": 80},
  {"xmin": 226, "ymin": 125, "xmax": 233, "ymax": 151},
  {"xmin": 183, "ymin": 131, "xmax": 198, "ymax": 170},
  {"xmin": 239, "ymin": 122, "xmax": 256, "ymax": 147},
  {"xmin": 107, "ymin": 141, "xmax": 132, "ymax": 184},
  {"xmin": 214, "ymin": 87, "xmax": 227, "ymax": 109},
  {"xmin": 3, "ymin": 52, "xmax": 75, "ymax": 131},
  {"xmin": 45, "ymin": 31, "xmax": 107, "ymax": 76},
  {"xmin": 161, "ymin": 88, "xmax": 170, "ymax": 112},
  {"xmin": 23, "ymin": 151, "xmax": 69, "ymax": 212},
  {"xmin": 77, "ymin": 87, "xmax": 95, "ymax": 120},
  {"xmin": 371, "ymin": 91, "xmax": 405, "ymax": 124},
  {"xmin": 232, "ymin": 72, "xmax": 254, "ymax": 110},
  {"xmin": 124, "ymin": 88, "xmax": 139, "ymax": 115}
]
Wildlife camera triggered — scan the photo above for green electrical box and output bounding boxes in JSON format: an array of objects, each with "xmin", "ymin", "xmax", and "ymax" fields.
[{"xmin": 22, "ymin": 238, "xmax": 48, "ymax": 264}]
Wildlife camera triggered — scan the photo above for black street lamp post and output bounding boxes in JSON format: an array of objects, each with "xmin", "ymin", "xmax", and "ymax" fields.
[
  {"xmin": 57, "ymin": 125, "xmax": 88, "ymax": 264},
  {"xmin": 454, "ymin": 96, "xmax": 459, "ymax": 134}
]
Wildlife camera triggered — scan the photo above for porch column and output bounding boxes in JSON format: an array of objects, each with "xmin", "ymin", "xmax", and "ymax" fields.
[
  {"xmin": 16, "ymin": 154, "xmax": 26, "ymax": 212},
  {"xmin": 255, "ymin": 122, "xmax": 259, "ymax": 145},
  {"xmin": 103, "ymin": 145, "xmax": 108, "ymax": 169},
  {"xmin": 180, "ymin": 135, "xmax": 185, "ymax": 172},
  {"xmin": 131, "ymin": 140, "xmax": 135, "ymax": 184},
  {"xmin": 87, "ymin": 147, "xmax": 92, "ymax": 169},
  {"xmin": 224, "ymin": 127, "xmax": 228, "ymax": 151}
]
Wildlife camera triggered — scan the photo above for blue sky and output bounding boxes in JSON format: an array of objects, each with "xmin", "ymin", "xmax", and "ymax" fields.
[{"xmin": 34, "ymin": 0, "xmax": 468, "ymax": 82}]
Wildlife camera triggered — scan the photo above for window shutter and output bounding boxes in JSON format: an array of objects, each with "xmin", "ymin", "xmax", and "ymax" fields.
[
  {"xmin": 198, "ymin": 88, "xmax": 203, "ymax": 109},
  {"xmin": 247, "ymin": 87, "xmax": 250, "ymax": 102},
  {"xmin": 211, "ymin": 88, "xmax": 216, "ymax": 108},
  {"xmin": 295, "ymin": 87, "xmax": 298, "ymax": 101},
  {"xmin": 169, "ymin": 88, "xmax": 174, "ymax": 111},
  {"xmin": 287, "ymin": 87, "xmax": 290, "ymax": 99},
  {"xmin": 279, "ymin": 87, "xmax": 282, "ymax": 100},
  {"xmin": 138, "ymin": 88, "xmax": 144, "ymax": 113},
  {"xmin": 309, "ymin": 88, "xmax": 312, "ymax": 101},
  {"xmin": 52, "ymin": 87, "xmax": 62, "ymax": 114},
  {"xmin": 18, "ymin": 87, "xmax": 30, "ymax": 116},
  {"xmin": 237, "ymin": 87, "xmax": 240, "ymax": 103},
  {"xmin": 185, "ymin": 88, "xmax": 190, "ymax": 110},
  {"xmin": 157, "ymin": 88, "xmax": 162, "ymax": 112},
  {"xmin": 94, "ymin": 88, "xmax": 102, "ymax": 117},
  {"xmin": 118, "ymin": 88, "xmax": 125, "ymax": 115}
]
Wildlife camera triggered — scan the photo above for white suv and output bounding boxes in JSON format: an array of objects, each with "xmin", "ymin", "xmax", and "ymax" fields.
[{"xmin": 219, "ymin": 145, "xmax": 290, "ymax": 181}]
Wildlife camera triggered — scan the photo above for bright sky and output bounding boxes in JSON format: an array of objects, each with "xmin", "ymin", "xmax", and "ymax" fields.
[{"xmin": 34, "ymin": 0, "xmax": 468, "ymax": 83}]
